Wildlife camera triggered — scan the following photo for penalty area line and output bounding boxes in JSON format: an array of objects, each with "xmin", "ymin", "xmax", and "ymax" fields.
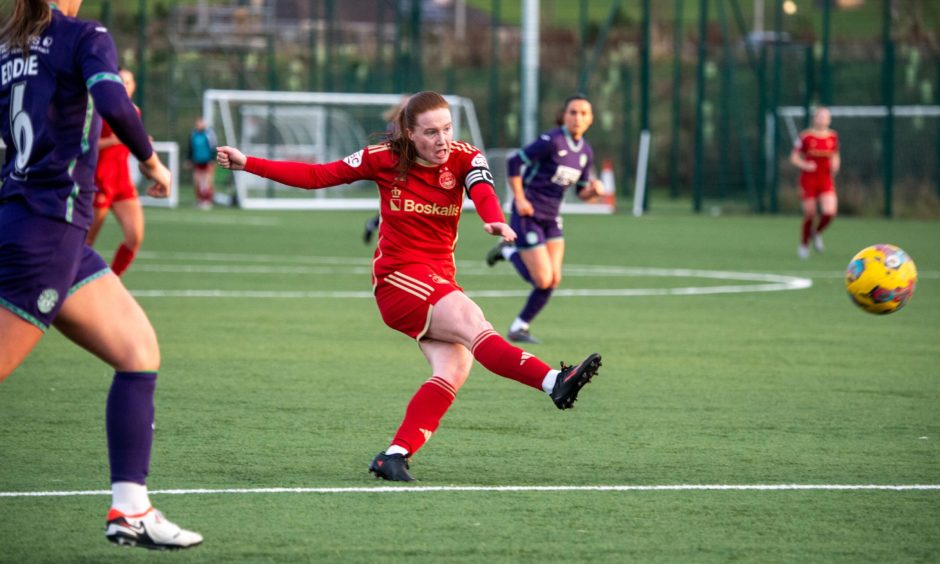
[{"xmin": 3, "ymin": 484, "xmax": 940, "ymax": 498}]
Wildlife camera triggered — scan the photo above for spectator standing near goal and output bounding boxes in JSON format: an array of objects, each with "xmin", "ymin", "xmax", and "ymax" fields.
[
  {"xmin": 188, "ymin": 116, "xmax": 217, "ymax": 209},
  {"xmin": 0, "ymin": 0, "xmax": 201, "ymax": 549},
  {"xmin": 485, "ymin": 94, "xmax": 602, "ymax": 344},
  {"xmin": 217, "ymin": 91, "xmax": 602, "ymax": 482},
  {"xmin": 790, "ymin": 106, "xmax": 840, "ymax": 259},
  {"xmin": 86, "ymin": 68, "xmax": 145, "ymax": 275}
]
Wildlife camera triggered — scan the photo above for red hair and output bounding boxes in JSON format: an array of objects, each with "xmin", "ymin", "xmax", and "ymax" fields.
[{"xmin": 387, "ymin": 91, "xmax": 450, "ymax": 176}]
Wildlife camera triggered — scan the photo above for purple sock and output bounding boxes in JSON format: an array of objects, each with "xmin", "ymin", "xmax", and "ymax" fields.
[
  {"xmin": 519, "ymin": 287, "xmax": 553, "ymax": 323},
  {"xmin": 106, "ymin": 371, "xmax": 156, "ymax": 484},
  {"xmin": 509, "ymin": 253, "xmax": 533, "ymax": 284}
]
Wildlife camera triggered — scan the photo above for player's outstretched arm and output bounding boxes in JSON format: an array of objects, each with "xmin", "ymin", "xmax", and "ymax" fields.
[{"xmin": 216, "ymin": 146, "xmax": 247, "ymax": 171}]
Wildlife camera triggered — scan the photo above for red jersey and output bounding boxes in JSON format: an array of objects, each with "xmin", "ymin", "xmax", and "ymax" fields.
[
  {"xmin": 244, "ymin": 141, "xmax": 504, "ymax": 278},
  {"xmin": 795, "ymin": 129, "xmax": 838, "ymax": 179},
  {"xmin": 98, "ymin": 117, "xmax": 132, "ymax": 168}
]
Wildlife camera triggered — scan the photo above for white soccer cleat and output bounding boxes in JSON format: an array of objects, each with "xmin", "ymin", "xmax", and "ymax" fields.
[
  {"xmin": 105, "ymin": 507, "xmax": 203, "ymax": 550},
  {"xmin": 813, "ymin": 234, "xmax": 825, "ymax": 253},
  {"xmin": 797, "ymin": 244, "xmax": 810, "ymax": 259}
]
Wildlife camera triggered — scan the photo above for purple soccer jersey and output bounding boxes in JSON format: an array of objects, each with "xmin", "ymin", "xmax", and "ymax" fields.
[
  {"xmin": 0, "ymin": 9, "xmax": 131, "ymax": 230},
  {"xmin": 0, "ymin": 8, "xmax": 150, "ymax": 329},
  {"xmin": 506, "ymin": 126, "xmax": 594, "ymax": 221}
]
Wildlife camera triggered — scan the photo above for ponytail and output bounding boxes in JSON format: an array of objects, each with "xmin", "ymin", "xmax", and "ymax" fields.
[
  {"xmin": 387, "ymin": 91, "xmax": 450, "ymax": 177},
  {"xmin": 0, "ymin": 0, "xmax": 52, "ymax": 55}
]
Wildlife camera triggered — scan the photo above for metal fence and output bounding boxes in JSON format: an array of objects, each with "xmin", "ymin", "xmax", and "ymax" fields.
[{"xmin": 68, "ymin": 0, "xmax": 940, "ymax": 216}]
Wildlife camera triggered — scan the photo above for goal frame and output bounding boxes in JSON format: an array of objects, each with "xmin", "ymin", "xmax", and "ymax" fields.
[{"xmin": 203, "ymin": 90, "xmax": 484, "ymax": 210}]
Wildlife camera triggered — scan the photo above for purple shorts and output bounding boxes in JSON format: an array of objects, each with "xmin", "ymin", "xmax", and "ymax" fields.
[
  {"xmin": 0, "ymin": 200, "xmax": 110, "ymax": 331},
  {"xmin": 510, "ymin": 213, "xmax": 564, "ymax": 250}
]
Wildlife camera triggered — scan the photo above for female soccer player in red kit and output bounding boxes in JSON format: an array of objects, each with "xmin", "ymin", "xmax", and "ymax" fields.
[
  {"xmin": 217, "ymin": 91, "xmax": 602, "ymax": 481},
  {"xmin": 790, "ymin": 107, "xmax": 840, "ymax": 259},
  {"xmin": 86, "ymin": 68, "xmax": 145, "ymax": 275}
]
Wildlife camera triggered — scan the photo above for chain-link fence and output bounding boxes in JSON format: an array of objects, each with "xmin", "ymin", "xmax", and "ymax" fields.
[{"xmin": 61, "ymin": 1, "xmax": 940, "ymax": 216}]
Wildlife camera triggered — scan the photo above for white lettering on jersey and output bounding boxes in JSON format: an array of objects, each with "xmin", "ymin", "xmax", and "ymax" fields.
[
  {"xmin": 1, "ymin": 56, "xmax": 40, "ymax": 86},
  {"xmin": 550, "ymin": 165, "xmax": 582, "ymax": 187},
  {"xmin": 343, "ymin": 149, "xmax": 364, "ymax": 168},
  {"xmin": 471, "ymin": 153, "xmax": 489, "ymax": 168}
]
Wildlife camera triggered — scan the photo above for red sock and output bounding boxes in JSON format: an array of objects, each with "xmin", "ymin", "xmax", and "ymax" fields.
[
  {"xmin": 391, "ymin": 377, "xmax": 456, "ymax": 455},
  {"xmin": 470, "ymin": 330, "xmax": 551, "ymax": 390},
  {"xmin": 801, "ymin": 217, "xmax": 814, "ymax": 245},
  {"xmin": 815, "ymin": 213, "xmax": 834, "ymax": 234},
  {"xmin": 111, "ymin": 243, "xmax": 137, "ymax": 276}
]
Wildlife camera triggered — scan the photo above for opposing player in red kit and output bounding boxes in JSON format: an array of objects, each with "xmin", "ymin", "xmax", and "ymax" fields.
[
  {"xmin": 217, "ymin": 91, "xmax": 602, "ymax": 481},
  {"xmin": 790, "ymin": 107, "xmax": 840, "ymax": 259},
  {"xmin": 86, "ymin": 68, "xmax": 144, "ymax": 275}
]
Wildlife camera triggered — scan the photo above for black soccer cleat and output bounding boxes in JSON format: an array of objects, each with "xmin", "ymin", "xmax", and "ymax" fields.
[
  {"xmin": 369, "ymin": 452, "xmax": 416, "ymax": 482},
  {"xmin": 550, "ymin": 353, "xmax": 602, "ymax": 410},
  {"xmin": 485, "ymin": 241, "xmax": 510, "ymax": 267}
]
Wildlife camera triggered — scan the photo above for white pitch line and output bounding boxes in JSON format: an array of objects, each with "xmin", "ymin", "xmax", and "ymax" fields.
[
  {"xmin": 127, "ymin": 265, "xmax": 812, "ymax": 299},
  {"xmin": 2, "ymin": 484, "xmax": 939, "ymax": 498}
]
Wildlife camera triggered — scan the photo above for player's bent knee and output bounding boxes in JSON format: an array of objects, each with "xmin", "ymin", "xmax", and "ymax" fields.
[
  {"xmin": 110, "ymin": 326, "xmax": 161, "ymax": 371},
  {"xmin": 114, "ymin": 346, "xmax": 161, "ymax": 373},
  {"xmin": 125, "ymin": 233, "xmax": 143, "ymax": 250}
]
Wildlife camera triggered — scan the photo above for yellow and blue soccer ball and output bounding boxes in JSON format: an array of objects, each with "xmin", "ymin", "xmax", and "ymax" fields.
[{"xmin": 844, "ymin": 244, "xmax": 917, "ymax": 315}]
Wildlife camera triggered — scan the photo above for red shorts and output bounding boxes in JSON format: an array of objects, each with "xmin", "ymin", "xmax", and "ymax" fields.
[
  {"xmin": 373, "ymin": 262, "xmax": 462, "ymax": 340},
  {"xmin": 800, "ymin": 175, "xmax": 835, "ymax": 200},
  {"xmin": 94, "ymin": 156, "xmax": 138, "ymax": 209}
]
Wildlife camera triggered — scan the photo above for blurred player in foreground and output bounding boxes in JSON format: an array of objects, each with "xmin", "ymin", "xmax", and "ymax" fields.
[
  {"xmin": 485, "ymin": 94, "xmax": 602, "ymax": 344},
  {"xmin": 86, "ymin": 68, "xmax": 145, "ymax": 275},
  {"xmin": 790, "ymin": 106, "xmax": 840, "ymax": 259},
  {"xmin": 0, "ymin": 0, "xmax": 202, "ymax": 550},
  {"xmin": 217, "ymin": 91, "xmax": 602, "ymax": 482}
]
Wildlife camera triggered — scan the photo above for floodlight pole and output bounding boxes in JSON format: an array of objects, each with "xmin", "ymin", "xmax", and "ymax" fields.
[{"xmin": 521, "ymin": 0, "xmax": 539, "ymax": 145}]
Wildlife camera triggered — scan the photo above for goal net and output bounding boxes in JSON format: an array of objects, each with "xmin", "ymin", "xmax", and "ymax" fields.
[{"xmin": 203, "ymin": 90, "xmax": 484, "ymax": 210}]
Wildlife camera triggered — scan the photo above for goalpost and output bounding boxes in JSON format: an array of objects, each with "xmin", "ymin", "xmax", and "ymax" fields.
[{"xmin": 203, "ymin": 90, "xmax": 484, "ymax": 210}]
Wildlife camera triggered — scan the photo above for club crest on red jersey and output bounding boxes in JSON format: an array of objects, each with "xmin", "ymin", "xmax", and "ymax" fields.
[
  {"xmin": 439, "ymin": 170, "xmax": 456, "ymax": 190},
  {"xmin": 389, "ymin": 186, "xmax": 402, "ymax": 211}
]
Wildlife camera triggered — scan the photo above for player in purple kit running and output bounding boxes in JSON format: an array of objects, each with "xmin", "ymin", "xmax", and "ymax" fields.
[
  {"xmin": 486, "ymin": 94, "xmax": 602, "ymax": 343},
  {"xmin": 0, "ymin": 0, "xmax": 201, "ymax": 550}
]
